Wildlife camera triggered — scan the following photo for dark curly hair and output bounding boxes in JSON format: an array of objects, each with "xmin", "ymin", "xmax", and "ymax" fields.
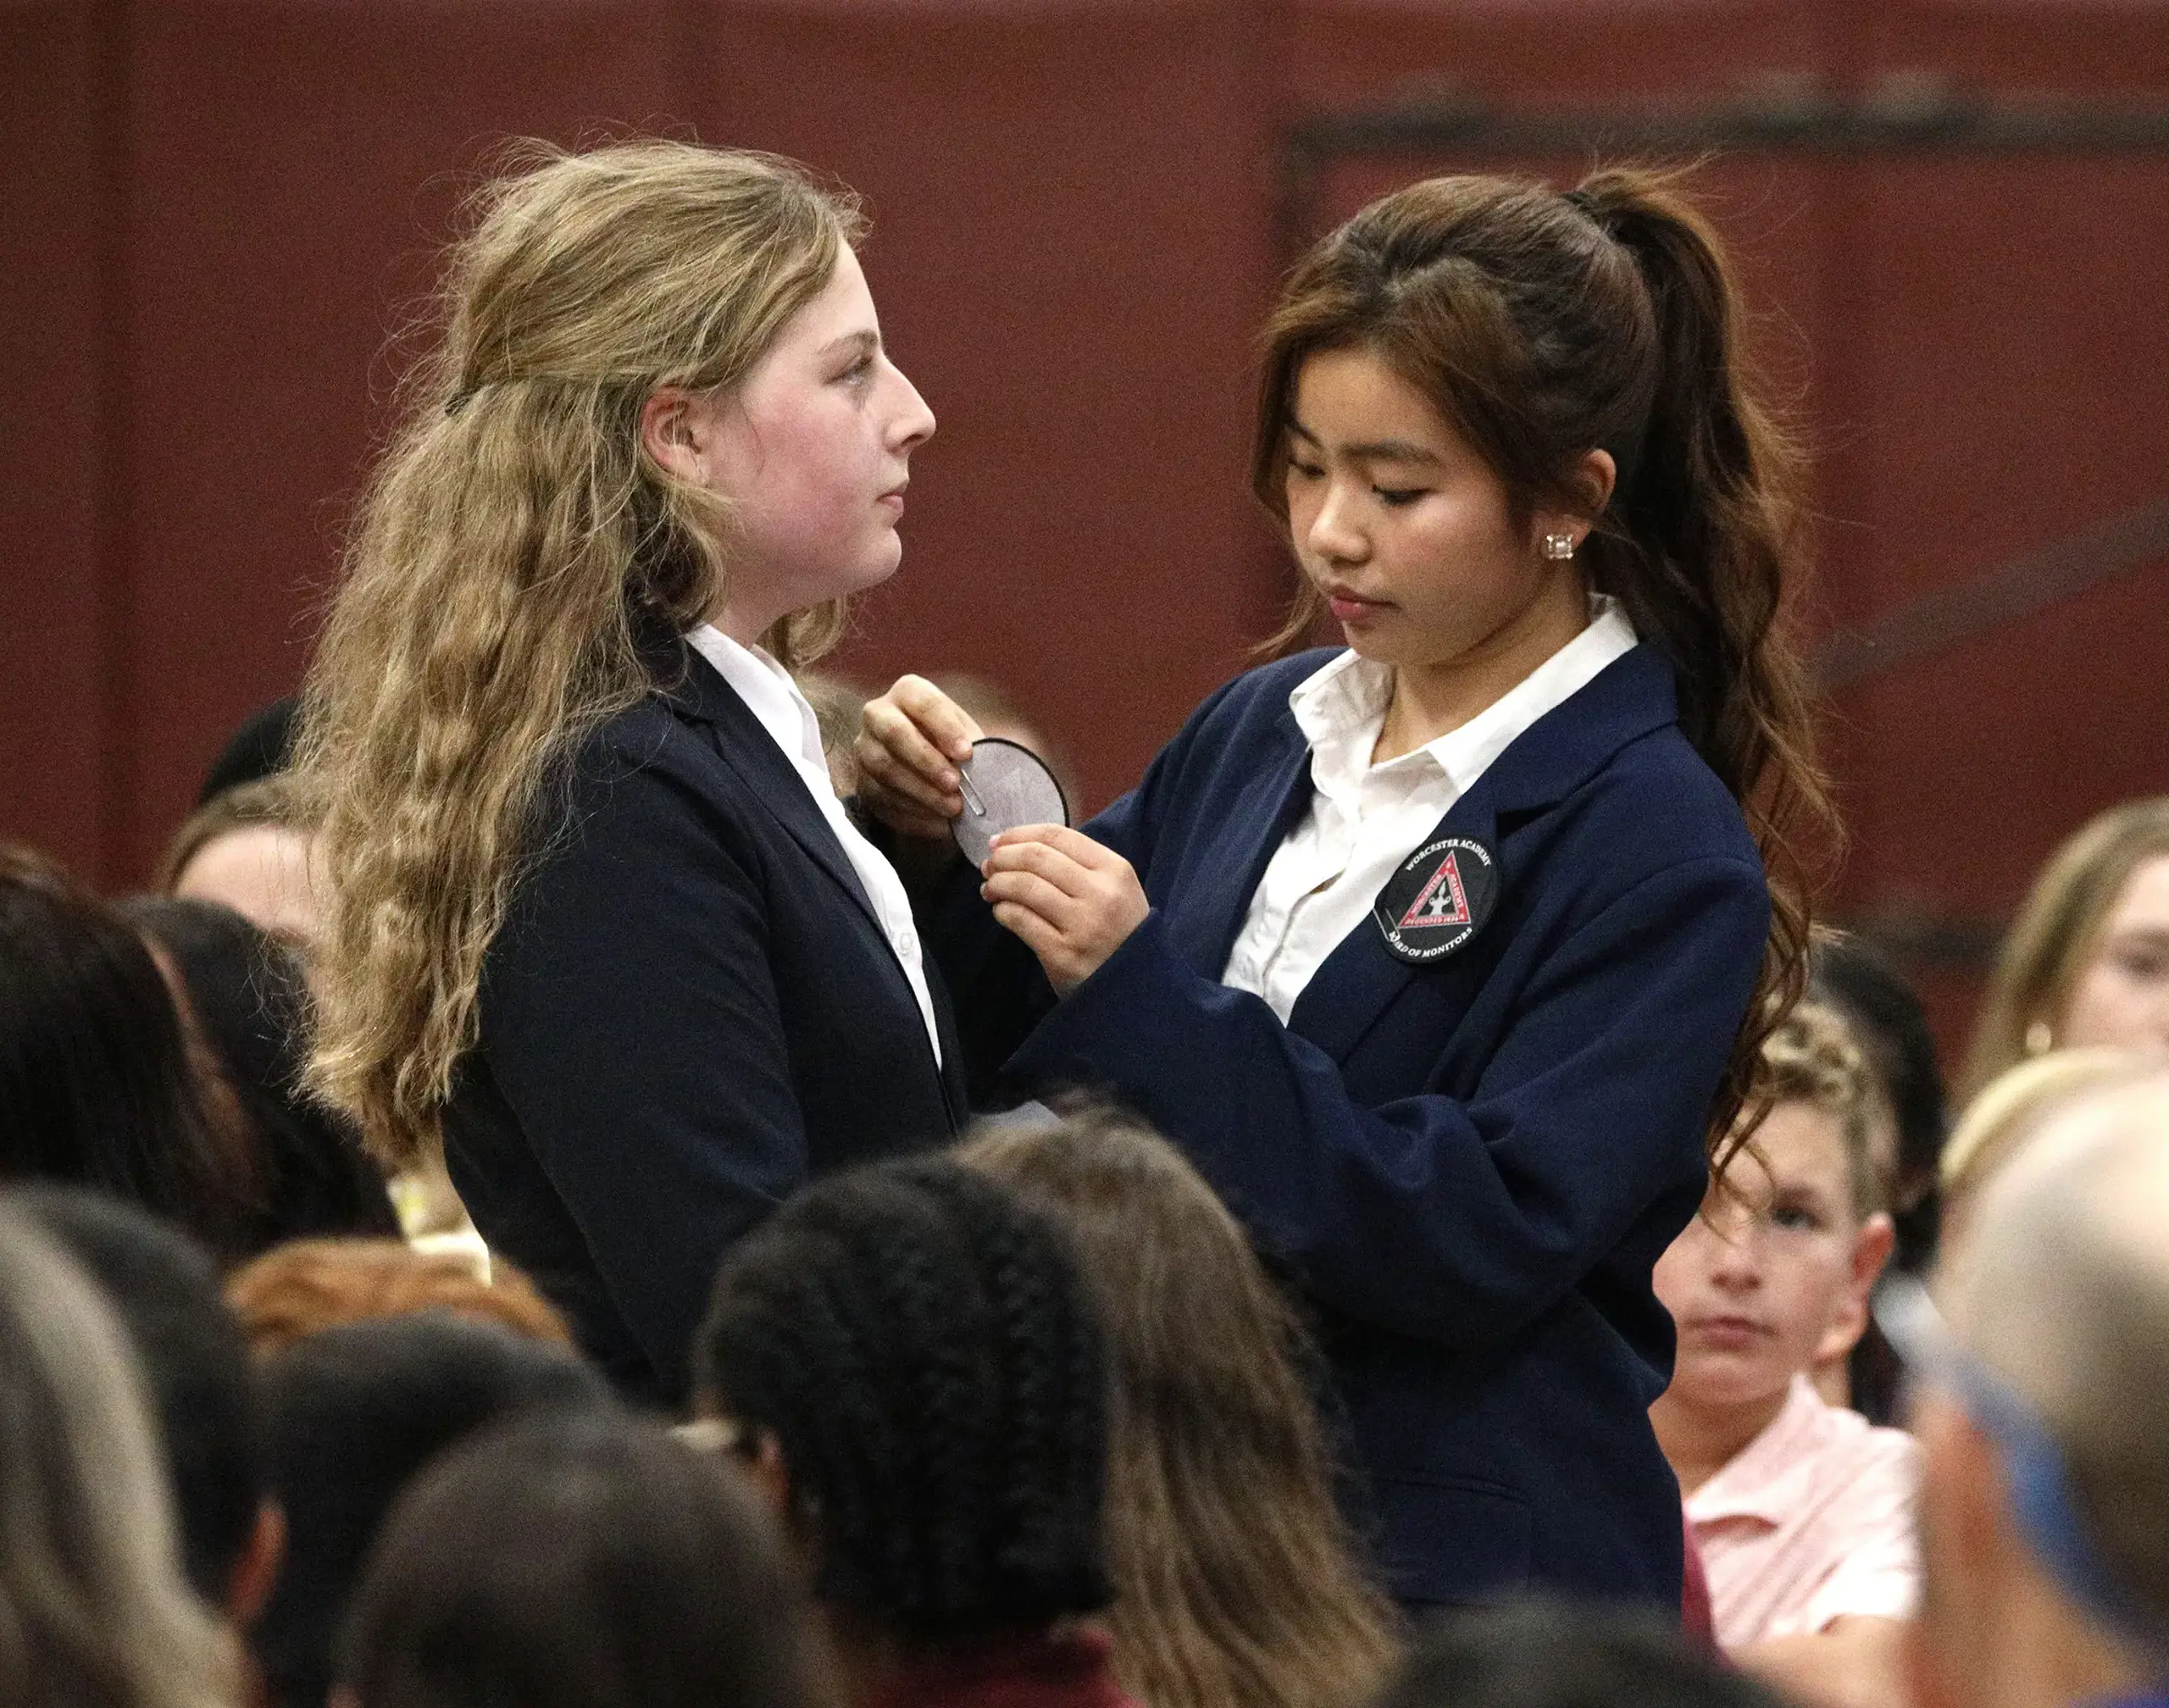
[{"xmin": 693, "ymin": 1156, "xmax": 1112, "ymax": 1640}]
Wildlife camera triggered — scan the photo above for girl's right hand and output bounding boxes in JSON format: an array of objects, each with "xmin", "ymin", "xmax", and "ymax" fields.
[{"xmin": 853, "ymin": 675, "xmax": 984, "ymax": 840}]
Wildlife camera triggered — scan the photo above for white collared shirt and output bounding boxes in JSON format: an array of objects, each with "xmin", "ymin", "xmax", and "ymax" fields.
[
  {"xmin": 685, "ymin": 624, "xmax": 942, "ymax": 1067},
  {"xmin": 1222, "ymin": 596, "xmax": 1638, "ymax": 1023}
]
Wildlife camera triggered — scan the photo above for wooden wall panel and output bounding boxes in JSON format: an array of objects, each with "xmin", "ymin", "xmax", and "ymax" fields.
[
  {"xmin": 116, "ymin": 0, "xmax": 696, "ymax": 879},
  {"xmin": 0, "ymin": 0, "xmax": 110, "ymax": 878},
  {"xmin": 702, "ymin": 0, "xmax": 1275, "ymax": 814}
]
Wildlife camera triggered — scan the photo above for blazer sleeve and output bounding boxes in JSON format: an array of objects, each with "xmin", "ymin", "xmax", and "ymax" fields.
[
  {"xmin": 478, "ymin": 745, "xmax": 805, "ymax": 1393},
  {"xmin": 1005, "ymin": 851, "xmax": 1770, "ymax": 1352}
]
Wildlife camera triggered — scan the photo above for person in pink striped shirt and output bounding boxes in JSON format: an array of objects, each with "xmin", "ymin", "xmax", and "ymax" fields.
[{"xmin": 1651, "ymin": 1003, "xmax": 1917, "ymax": 1708}]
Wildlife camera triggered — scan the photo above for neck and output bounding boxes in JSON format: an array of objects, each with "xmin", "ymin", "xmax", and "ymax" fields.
[
  {"xmin": 1373, "ymin": 566, "xmax": 1589, "ymax": 763},
  {"xmin": 1651, "ymin": 1381, "xmax": 1792, "ymax": 1496}
]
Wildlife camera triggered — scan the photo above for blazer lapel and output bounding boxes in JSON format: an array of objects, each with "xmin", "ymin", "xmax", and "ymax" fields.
[
  {"xmin": 1163, "ymin": 717, "xmax": 1317, "ymax": 981},
  {"xmin": 658, "ymin": 640, "xmax": 890, "ymax": 944},
  {"xmin": 1285, "ymin": 645, "xmax": 1683, "ymax": 1064}
]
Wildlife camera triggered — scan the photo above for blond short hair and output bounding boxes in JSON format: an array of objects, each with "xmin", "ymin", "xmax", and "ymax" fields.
[{"xmin": 1757, "ymin": 1002, "xmax": 1879, "ymax": 1217}]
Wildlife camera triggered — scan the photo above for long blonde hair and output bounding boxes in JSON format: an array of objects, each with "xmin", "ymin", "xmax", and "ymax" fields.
[
  {"xmin": 0, "ymin": 1202, "xmax": 242, "ymax": 1708},
  {"xmin": 1961, "ymin": 798, "xmax": 2169, "ymax": 1102},
  {"xmin": 293, "ymin": 141, "xmax": 863, "ymax": 1165},
  {"xmin": 958, "ymin": 1109, "xmax": 1401, "ymax": 1708}
]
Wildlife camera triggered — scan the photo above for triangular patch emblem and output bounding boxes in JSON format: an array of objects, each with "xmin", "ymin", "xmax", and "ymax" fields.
[{"xmin": 1396, "ymin": 851, "xmax": 1473, "ymax": 930}]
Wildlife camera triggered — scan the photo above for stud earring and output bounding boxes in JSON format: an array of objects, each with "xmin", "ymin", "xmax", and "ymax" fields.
[
  {"xmin": 2024, "ymin": 1019, "xmax": 2055, "ymax": 1056},
  {"xmin": 1541, "ymin": 532, "xmax": 1577, "ymax": 562}
]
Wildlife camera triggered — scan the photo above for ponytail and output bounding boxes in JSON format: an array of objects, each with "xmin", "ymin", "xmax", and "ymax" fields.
[
  {"xmin": 1569, "ymin": 169, "xmax": 1831, "ymax": 1167},
  {"xmin": 1252, "ymin": 166, "xmax": 1833, "ymax": 1167}
]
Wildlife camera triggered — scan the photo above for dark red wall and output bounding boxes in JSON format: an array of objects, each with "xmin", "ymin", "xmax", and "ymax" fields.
[{"xmin": 7, "ymin": 0, "xmax": 2168, "ymax": 1060}]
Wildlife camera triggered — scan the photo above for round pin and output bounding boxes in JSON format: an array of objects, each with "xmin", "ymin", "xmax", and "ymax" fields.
[
  {"xmin": 950, "ymin": 737, "xmax": 1071, "ymax": 868},
  {"xmin": 1373, "ymin": 835, "xmax": 1499, "ymax": 965}
]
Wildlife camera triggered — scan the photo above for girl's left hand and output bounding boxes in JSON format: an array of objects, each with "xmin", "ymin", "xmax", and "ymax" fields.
[{"xmin": 981, "ymin": 825, "xmax": 1149, "ymax": 995}]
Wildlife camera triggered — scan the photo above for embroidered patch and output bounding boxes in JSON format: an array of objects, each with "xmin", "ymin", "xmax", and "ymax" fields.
[{"xmin": 1373, "ymin": 836, "xmax": 1499, "ymax": 964}]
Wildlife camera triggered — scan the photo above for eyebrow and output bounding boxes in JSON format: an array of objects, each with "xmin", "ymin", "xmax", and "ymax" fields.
[
  {"xmin": 818, "ymin": 330, "xmax": 880, "ymax": 359},
  {"xmin": 1286, "ymin": 416, "xmax": 1442, "ymax": 467}
]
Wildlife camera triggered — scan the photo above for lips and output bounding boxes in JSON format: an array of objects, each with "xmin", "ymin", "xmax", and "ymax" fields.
[
  {"xmin": 1684, "ymin": 1315, "xmax": 1771, "ymax": 1350},
  {"xmin": 1323, "ymin": 584, "xmax": 1390, "ymax": 621}
]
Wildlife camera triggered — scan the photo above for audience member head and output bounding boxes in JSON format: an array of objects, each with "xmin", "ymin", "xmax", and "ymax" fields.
[
  {"xmin": 959, "ymin": 1106, "xmax": 1398, "ymax": 1708},
  {"xmin": 335, "ymin": 1411, "xmax": 835, "ymax": 1708},
  {"xmin": 227, "ymin": 1236, "xmax": 572, "ymax": 1355},
  {"xmin": 162, "ymin": 776, "xmax": 325, "ymax": 962},
  {"xmin": 11, "ymin": 1184, "xmax": 276, "ymax": 1622},
  {"xmin": 1896, "ymin": 1072, "xmax": 2169, "ymax": 1708},
  {"xmin": 1966, "ymin": 798, "xmax": 2169, "ymax": 1101},
  {"xmin": 1937, "ymin": 1049, "xmax": 2155, "ymax": 1262},
  {"xmin": 0, "ymin": 1200, "xmax": 242, "ymax": 1708},
  {"xmin": 1811, "ymin": 931, "xmax": 1948, "ymax": 1259},
  {"xmin": 1653, "ymin": 1006, "xmax": 1894, "ymax": 1472},
  {"xmin": 693, "ymin": 1156, "xmax": 1112, "ymax": 1659},
  {"xmin": 0, "ymin": 843, "xmax": 243, "ymax": 1252},
  {"xmin": 1369, "ymin": 1600, "xmax": 1788, "ymax": 1708},
  {"xmin": 197, "ymin": 697, "xmax": 300, "ymax": 807},
  {"xmin": 254, "ymin": 1312, "xmax": 613, "ymax": 1708},
  {"xmin": 124, "ymin": 897, "xmax": 399, "ymax": 1252}
]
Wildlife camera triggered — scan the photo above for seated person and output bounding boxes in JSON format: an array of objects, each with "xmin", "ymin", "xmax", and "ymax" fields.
[
  {"xmin": 692, "ymin": 1156, "xmax": 1134, "ymax": 1708},
  {"xmin": 253, "ymin": 1313, "xmax": 613, "ymax": 1708},
  {"xmin": 1369, "ymin": 1599, "xmax": 1787, "ymax": 1708},
  {"xmin": 1650, "ymin": 1004, "xmax": 1914, "ymax": 1708},
  {"xmin": 13, "ymin": 1185, "xmax": 281, "ymax": 1626},
  {"xmin": 1892, "ymin": 1070, "xmax": 2169, "ymax": 1708},
  {"xmin": 334, "ymin": 1411, "xmax": 833, "ymax": 1708},
  {"xmin": 124, "ymin": 896, "xmax": 401, "ymax": 1252},
  {"xmin": 226, "ymin": 1234, "xmax": 571, "ymax": 1354},
  {"xmin": 162, "ymin": 774, "xmax": 324, "ymax": 963},
  {"xmin": 958, "ymin": 1105, "xmax": 1400, "ymax": 1708}
]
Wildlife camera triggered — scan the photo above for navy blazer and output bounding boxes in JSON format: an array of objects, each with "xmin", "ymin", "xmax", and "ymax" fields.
[
  {"xmin": 962, "ymin": 644, "xmax": 1768, "ymax": 1606},
  {"xmin": 444, "ymin": 642, "xmax": 965, "ymax": 1404}
]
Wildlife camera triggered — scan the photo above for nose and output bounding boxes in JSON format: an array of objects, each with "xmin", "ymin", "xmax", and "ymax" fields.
[
  {"xmin": 886, "ymin": 359, "xmax": 935, "ymax": 452},
  {"xmin": 1706, "ymin": 1217, "xmax": 1767, "ymax": 1293},
  {"xmin": 1304, "ymin": 477, "xmax": 1367, "ymax": 566}
]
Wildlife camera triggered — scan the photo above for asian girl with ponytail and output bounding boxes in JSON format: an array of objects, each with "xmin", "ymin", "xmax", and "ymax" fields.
[
  {"xmin": 294, "ymin": 142, "xmax": 952, "ymax": 1406},
  {"xmin": 857, "ymin": 169, "xmax": 1830, "ymax": 1608}
]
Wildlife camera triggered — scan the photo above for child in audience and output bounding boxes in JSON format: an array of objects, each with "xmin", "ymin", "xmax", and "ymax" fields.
[
  {"xmin": 227, "ymin": 1235, "xmax": 572, "ymax": 1354},
  {"xmin": 14, "ymin": 1185, "xmax": 280, "ymax": 1625},
  {"xmin": 0, "ymin": 1201, "xmax": 243, "ymax": 1708},
  {"xmin": 1937, "ymin": 1048, "xmax": 2151, "ymax": 1260},
  {"xmin": 693, "ymin": 1156, "xmax": 1133, "ymax": 1708},
  {"xmin": 334, "ymin": 1411, "xmax": 835, "ymax": 1708},
  {"xmin": 1964, "ymin": 797, "xmax": 2169, "ymax": 1099},
  {"xmin": 253, "ymin": 1314, "xmax": 613, "ymax": 1708},
  {"xmin": 1370, "ymin": 1600, "xmax": 1789, "ymax": 1708},
  {"xmin": 0, "ymin": 843, "xmax": 247, "ymax": 1253},
  {"xmin": 959, "ymin": 1107, "xmax": 1399, "ymax": 1708},
  {"xmin": 1650, "ymin": 1004, "xmax": 1915, "ymax": 1708},
  {"xmin": 124, "ymin": 897, "xmax": 401, "ymax": 1250}
]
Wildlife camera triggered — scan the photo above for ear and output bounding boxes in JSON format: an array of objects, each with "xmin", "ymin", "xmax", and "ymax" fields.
[
  {"xmin": 1533, "ymin": 448, "xmax": 1618, "ymax": 555},
  {"xmin": 744, "ymin": 1428, "xmax": 793, "ymax": 1527},
  {"xmin": 1814, "ymin": 1211, "xmax": 1897, "ymax": 1367},
  {"xmin": 225, "ymin": 1498, "xmax": 286, "ymax": 1628},
  {"xmin": 641, "ymin": 387, "xmax": 710, "ymax": 485}
]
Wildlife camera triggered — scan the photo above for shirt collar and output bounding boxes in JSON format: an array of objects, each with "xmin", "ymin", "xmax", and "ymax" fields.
[
  {"xmin": 1687, "ymin": 1375, "xmax": 1837, "ymax": 1528},
  {"xmin": 685, "ymin": 624, "xmax": 827, "ymax": 775},
  {"xmin": 1288, "ymin": 595, "xmax": 1639, "ymax": 792}
]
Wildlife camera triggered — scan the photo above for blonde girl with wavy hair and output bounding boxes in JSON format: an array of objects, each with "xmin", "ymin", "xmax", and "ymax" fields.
[
  {"xmin": 0, "ymin": 1200, "xmax": 242, "ymax": 1708},
  {"xmin": 960, "ymin": 1108, "xmax": 1401, "ymax": 1708},
  {"xmin": 1961, "ymin": 798, "xmax": 2169, "ymax": 1101},
  {"xmin": 295, "ymin": 140, "xmax": 946, "ymax": 1401}
]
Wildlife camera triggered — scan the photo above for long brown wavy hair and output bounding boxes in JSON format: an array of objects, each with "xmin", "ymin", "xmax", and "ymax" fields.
[
  {"xmin": 1252, "ymin": 167, "xmax": 1832, "ymax": 1167},
  {"xmin": 292, "ymin": 141, "xmax": 862, "ymax": 1166},
  {"xmin": 958, "ymin": 1107, "xmax": 1401, "ymax": 1708}
]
